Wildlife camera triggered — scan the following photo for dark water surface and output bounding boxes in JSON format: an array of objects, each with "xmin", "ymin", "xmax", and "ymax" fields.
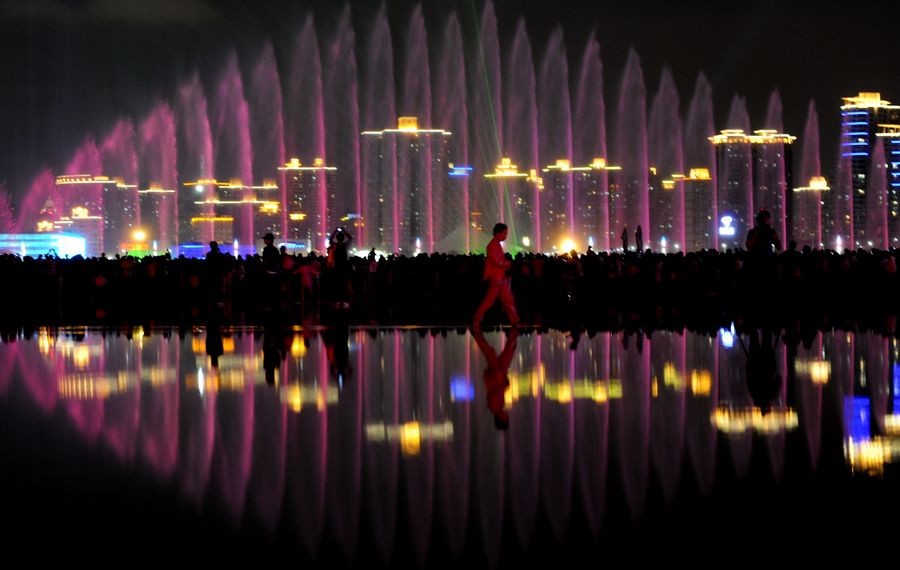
[{"xmin": 1, "ymin": 326, "xmax": 898, "ymax": 566}]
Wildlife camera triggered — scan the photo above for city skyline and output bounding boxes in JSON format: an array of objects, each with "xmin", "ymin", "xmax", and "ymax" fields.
[{"xmin": 2, "ymin": 1, "xmax": 900, "ymax": 254}]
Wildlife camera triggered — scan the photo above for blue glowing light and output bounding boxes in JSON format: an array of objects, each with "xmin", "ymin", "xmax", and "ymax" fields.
[
  {"xmin": 0, "ymin": 233, "xmax": 87, "ymax": 258},
  {"xmin": 845, "ymin": 132, "xmax": 869, "ymax": 136},
  {"xmin": 842, "ymin": 152, "xmax": 869, "ymax": 157},
  {"xmin": 450, "ymin": 376, "xmax": 475, "ymax": 402},
  {"xmin": 845, "ymin": 396, "xmax": 871, "ymax": 441},
  {"xmin": 719, "ymin": 323, "xmax": 736, "ymax": 349},
  {"xmin": 845, "ymin": 121, "xmax": 869, "ymax": 126},
  {"xmin": 842, "ymin": 111, "xmax": 868, "ymax": 116},
  {"xmin": 842, "ymin": 142, "xmax": 868, "ymax": 147}
]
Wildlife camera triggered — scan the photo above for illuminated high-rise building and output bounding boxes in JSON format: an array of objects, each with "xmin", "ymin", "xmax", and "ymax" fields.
[
  {"xmin": 278, "ymin": 157, "xmax": 337, "ymax": 252},
  {"xmin": 104, "ymin": 179, "xmax": 139, "ymax": 252},
  {"xmin": 753, "ymin": 130, "xmax": 793, "ymax": 243},
  {"xmin": 55, "ymin": 174, "xmax": 114, "ymax": 254},
  {"xmin": 255, "ymin": 200, "xmax": 281, "ymax": 244},
  {"xmin": 840, "ymin": 92, "xmax": 900, "ymax": 246},
  {"xmin": 543, "ymin": 157, "xmax": 621, "ymax": 252},
  {"xmin": 362, "ymin": 117, "xmax": 451, "ymax": 253},
  {"xmin": 541, "ymin": 159, "xmax": 576, "ymax": 252},
  {"xmin": 711, "ymin": 129, "xmax": 795, "ymax": 249},
  {"xmin": 485, "ymin": 157, "xmax": 537, "ymax": 250},
  {"xmin": 647, "ymin": 166, "xmax": 676, "ymax": 251},
  {"xmin": 55, "ymin": 174, "xmax": 105, "ymax": 216},
  {"xmin": 137, "ymin": 186, "xmax": 177, "ymax": 251},
  {"xmin": 792, "ymin": 176, "xmax": 829, "ymax": 248},
  {"xmin": 190, "ymin": 216, "xmax": 234, "ymax": 244},
  {"xmin": 189, "ymin": 179, "xmax": 280, "ymax": 249},
  {"xmin": 442, "ymin": 164, "xmax": 473, "ymax": 252},
  {"xmin": 682, "ymin": 168, "xmax": 716, "ymax": 251}
]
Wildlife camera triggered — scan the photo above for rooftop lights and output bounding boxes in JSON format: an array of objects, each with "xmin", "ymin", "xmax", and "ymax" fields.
[
  {"xmin": 361, "ymin": 116, "xmax": 451, "ymax": 136},
  {"xmin": 709, "ymin": 129, "xmax": 797, "ymax": 145},
  {"xmin": 841, "ymin": 92, "xmax": 899, "ymax": 110},
  {"xmin": 278, "ymin": 157, "xmax": 337, "ymax": 171},
  {"xmin": 485, "ymin": 157, "xmax": 528, "ymax": 178},
  {"xmin": 793, "ymin": 176, "xmax": 831, "ymax": 192}
]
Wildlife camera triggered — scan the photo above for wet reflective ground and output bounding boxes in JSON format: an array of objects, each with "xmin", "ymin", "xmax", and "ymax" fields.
[{"xmin": 1, "ymin": 326, "xmax": 899, "ymax": 565}]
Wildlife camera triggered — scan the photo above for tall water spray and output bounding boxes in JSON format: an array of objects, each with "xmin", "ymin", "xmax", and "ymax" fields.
[
  {"xmin": 176, "ymin": 73, "xmax": 216, "ymax": 243},
  {"xmin": 359, "ymin": 5, "xmax": 396, "ymax": 249},
  {"xmin": 400, "ymin": 5, "xmax": 435, "ymax": 251},
  {"xmin": 248, "ymin": 42, "xmax": 287, "ymax": 237},
  {"xmin": 612, "ymin": 49, "xmax": 649, "ymax": 248},
  {"xmin": 572, "ymin": 36, "xmax": 608, "ymax": 250},
  {"xmin": 63, "ymin": 138, "xmax": 103, "ymax": 215},
  {"xmin": 432, "ymin": 14, "xmax": 469, "ymax": 252},
  {"xmin": 466, "ymin": 0, "xmax": 503, "ymax": 247},
  {"xmin": 138, "ymin": 103, "xmax": 178, "ymax": 248},
  {"xmin": 648, "ymin": 68, "xmax": 684, "ymax": 251},
  {"xmin": 683, "ymin": 73, "xmax": 717, "ymax": 250},
  {"xmin": 211, "ymin": 51, "xmax": 254, "ymax": 246},
  {"xmin": 536, "ymin": 28, "xmax": 574, "ymax": 251},
  {"xmin": 15, "ymin": 169, "xmax": 57, "ymax": 233},
  {"xmin": 795, "ymin": 100, "xmax": 822, "ymax": 247},
  {"xmin": 100, "ymin": 119, "xmax": 140, "ymax": 247},
  {"xmin": 502, "ymin": 18, "xmax": 539, "ymax": 249},
  {"xmin": 285, "ymin": 13, "xmax": 328, "ymax": 251},
  {"xmin": 866, "ymin": 139, "xmax": 889, "ymax": 249},
  {"xmin": 322, "ymin": 6, "xmax": 361, "ymax": 236}
]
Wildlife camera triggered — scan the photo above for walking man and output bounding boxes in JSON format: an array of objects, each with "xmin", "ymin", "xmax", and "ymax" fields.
[{"xmin": 473, "ymin": 223, "xmax": 521, "ymax": 330}]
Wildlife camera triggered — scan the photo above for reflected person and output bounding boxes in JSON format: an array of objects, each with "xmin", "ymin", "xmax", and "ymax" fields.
[
  {"xmin": 473, "ymin": 328, "xmax": 520, "ymax": 430},
  {"xmin": 745, "ymin": 328, "xmax": 783, "ymax": 411}
]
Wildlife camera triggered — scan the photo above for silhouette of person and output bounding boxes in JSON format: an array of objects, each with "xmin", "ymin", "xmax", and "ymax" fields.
[
  {"xmin": 621, "ymin": 226, "xmax": 629, "ymax": 252},
  {"xmin": 473, "ymin": 328, "xmax": 520, "ymax": 430},
  {"xmin": 635, "ymin": 225, "xmax": 643, "ymax": 253},
  {"xmin": 746, "ymin": 209, "xmax": 782, "ymax": 256},
  {"xmin": 263, "ymin": 322, "xmax": 287, "ymax": 385},
  {"xmin": 327, "ymin": 227, "xmax": 353, "ymax": 307},
  {"xmin": 473, "ymin": 222, "xmax": 521, "ymax": 330},
  {"xmin": 322, "ymin": 323, "xmax": 352, "ymax": 385},
  {"xmin": 262, "ymin": 232, "xmax": 280, "ymax": 271},
  {"xmin": 205, "ymin": 323, "xmax": 224, "ymax": 368},
  {"xmin": 744, "ymin": 328, "xmax": 783, "ymax": 411}
]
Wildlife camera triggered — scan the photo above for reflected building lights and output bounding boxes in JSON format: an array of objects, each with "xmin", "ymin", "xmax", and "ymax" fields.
[{"xmin": 711, "ymin": 407, "xmax": 799, "ymax": 434}]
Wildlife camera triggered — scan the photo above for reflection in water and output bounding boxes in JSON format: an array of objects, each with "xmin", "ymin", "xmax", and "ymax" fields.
[{"xmin": 0, "ymin": 326, "xmax": 897, "ymax": 563}]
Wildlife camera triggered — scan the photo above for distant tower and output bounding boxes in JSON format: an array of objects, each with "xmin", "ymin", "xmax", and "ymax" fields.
[
  {"xmin": 574, "ymin": 158, "xmax": 620, "ymax": 252},
  {"xmin": 484, "ymin": 157, "xmax": 537, "ymax": 250},
  {"xmin": 840, "ymin": 92, "xmax": 900, "ymax": 247},
  {"xmin": 278, "ymin": 157, "xmax": 337, "ymax": 253},
  {"xmin": 710, "ymin": 129, "xmax": 795, "ymax": 249},
  {"xmin": 792, "ymin": 176, "xmax": 829, "ymax": 248},
  {"xmin": 752, "ymin": 129, "xmax": 793, "ymax": 243},
  {"xmin": 55, "ymin": 174, "xmax": 124, "ymax": 254},
  {"xmin": 682, "ymin": 168, "xmax": 716, "ymax": 251},
  {"xmin": 362, "ymin": 117, "xmax": 451, "ymax": 253},
  {"xmin": 647, "ymin": 165, "xmax": 677, "ymax": 250},
  {"xmin": 137, "ymin": 185, "xmax": 177, "ymax": 251},
  {"xmin": 541, "ymin": 159, "xmax": 576, "ymax": 252},
  {"xmin": 443, "ymin": 164, "xmax": 474, "ymax": 252}
]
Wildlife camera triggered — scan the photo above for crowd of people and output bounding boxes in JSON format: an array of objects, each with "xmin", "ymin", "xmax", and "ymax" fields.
[{"xmin": 0, "ymin": 218, "xmax": 897, "ymax": 326}]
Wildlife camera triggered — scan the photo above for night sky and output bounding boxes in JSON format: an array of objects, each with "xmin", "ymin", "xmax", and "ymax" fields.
[{"xmin": 1, "ymin": 0, "xmax": 897, "ymax": 201}]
